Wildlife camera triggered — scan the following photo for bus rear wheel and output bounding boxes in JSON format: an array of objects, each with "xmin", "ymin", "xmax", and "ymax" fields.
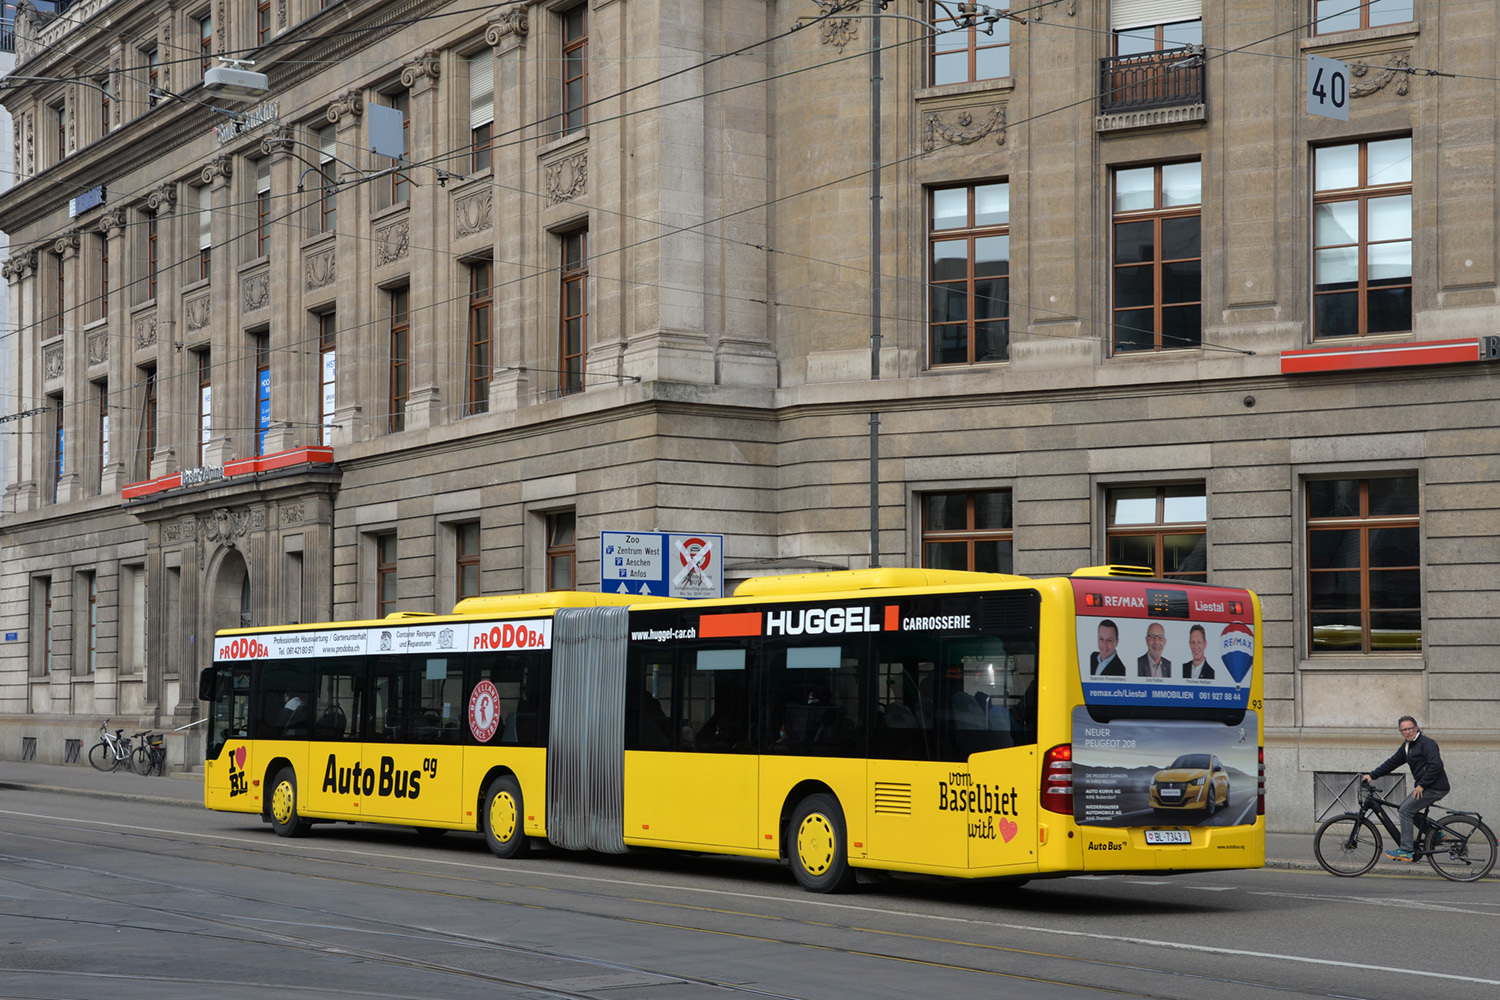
[
  {"xmin": 483, "ymin": 776, "xmax": 529, "ymax": 859},
  {"xmin": 269, "ymin": 767, "xmax": 311, "ymax": 838},
  {"xmin": 788, "ymin": 793, "xmax": 856, "ymax": 893}
]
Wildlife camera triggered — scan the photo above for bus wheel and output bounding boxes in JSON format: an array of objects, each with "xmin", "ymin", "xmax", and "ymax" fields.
[
  {"xmin": 269, "ymin": 767, "xmax": 311, "ymax": 838},
  {"xmin": 789, "ymin": 793, "xmax": 856, "ymax": 893},
  {"xmin": 483, "ymin": 776, "xmax": 529, "ymax": 859}
]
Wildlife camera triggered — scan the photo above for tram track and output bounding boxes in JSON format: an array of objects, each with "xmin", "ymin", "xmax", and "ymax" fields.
[{"xmin": 0, "ymin": 807, "xmax": 1415, "ymax": 1000}]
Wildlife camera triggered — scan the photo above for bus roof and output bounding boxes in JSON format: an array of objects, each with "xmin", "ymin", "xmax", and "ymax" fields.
[
  {"xmin": 732, "ymin": 568, "xmax": 1024, "ymax": 598},
  {"xmin": 450, "ymin": 591, "xmax": 683, "ymax": 616}
]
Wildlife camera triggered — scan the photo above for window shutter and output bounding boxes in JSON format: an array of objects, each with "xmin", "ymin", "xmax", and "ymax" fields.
[
  {"xmin": 256, "ymin": 158, "xmax": 270, "ymax": 194},
  {"xmin": 198, "ymin": 186, "xmax": 212, "ymax": 251},
  {"xmin": 1111, "ymin": 0, "xmax": 1201, "ymax": 30},
  {"xmin": 469, "ymin": 53, "xmax": 494, "ymax": 129}
]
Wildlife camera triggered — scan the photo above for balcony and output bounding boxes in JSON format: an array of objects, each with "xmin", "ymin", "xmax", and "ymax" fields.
[{"xmin": 1097, "ymin": 46, "xmax": 1206, "ymax": 132}]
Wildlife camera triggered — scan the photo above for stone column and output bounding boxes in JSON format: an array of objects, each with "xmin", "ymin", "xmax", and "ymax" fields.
[
  {"xmin": 53, "ymin": 233, "xmax": 82, "ymax": 504},
  {"xmin": 98, "ymin": 206, "xmax": 130, "ymax": 496},
  {"xmin": 488, "ymin": 9, "xmax": 531, "ymax": 409},
  {"xmin": 399, "ymin": 50, "xmax": 445, "ymax": 429},
  {"xmin": 2, "ymin": 251, "xmax": 40, "ymax": 513}
]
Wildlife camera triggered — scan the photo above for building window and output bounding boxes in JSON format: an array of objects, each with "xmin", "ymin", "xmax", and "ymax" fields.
[
  {"xmin": 94, "ymin": 234, "xmax": 108, "ymax": 322},
  {"xmin": 146, "ymin": 214, "xmax": 158, "ymax": 299},
  {"xmin": 257, "ymin": 0, "xmax": 272, "ymax": 45},
  {"xmin": 51, "ymin": 395, "xmax": 63, "ymax": 501},
  {"xmin": 929, "ymin": 182, "xmax": 1010, "ymax": 365},
  {"xmin": 388, "ymin": 91, "xmax": 410, "ymax": 203},
  {"xmin": 121, "ymin": 564, "xmax": 146, "ymax": 674},
  {"xmin": 930, "ymin": 2, "xmax": 1010, "ymax": 85},
  {"xmin": 53, "ymin": 101, "xmax": 66, "ymax": 162},
  {"xmin": 388, "ymin": 288, "xmax": 409, "ymax": 432},
  {"xmin": 467, "ymin": 260, "xmax": 492, "ymax": 416},
  {"xmin": 1314, "ymin": 0, "xmax": 1413, "ymax": 34},
  {"xmin": 96, "ymin": 380, "xmax": 109, "ymax": 492},
  {"xmin": 317, "ymin": 125, "xmax": 337, "ymax": 232},
  {"xmin": 1113, "ymin": 161, "xmax": 1202, "ymax": 352},
  {"xmin": 253, "ymin": 333, "xmax": 271, "ymax": 456},
  {"xmin": 546, "ymin": 510, "xmax": 576, "ymax": 590},
  {"xmin": 98, "ymin": 75, "xmax": 110, "ymax": 137},
  {"xmin": 1106, "ymin": 484, "xmax": 1207, "ymax": 580},
  {"xmin": 1113, "ymin": 13, "xmax": 1202, "ymax": 55},
  {"xmin": 33, "ymin": 577, "xmax": 54, "ymax": 677},
  {"xmin": 469, "ymin": 53, "xmax": 493, "ymax": 172},
  {"xmin": 82, "ymin": 571, "xmax": 98, "ymax": 673},
  {"xmin": 377, "ymin": 533, "xmax": 398, "ymax": 617},
  {"xmin": 921, "ymin": 491, "xmax": 1013, "ymax": 573},
  {"xmin": 146, "ymin": 47, "xmax": 160, "ymax": 108},
  {"xmin": 1307, "ymin": 475, "xmax": 1420, "ymax": 653},
  {"xmin": 198, "ymin": 185, "xmax": 213, "ymax": 280},
  {"xmin": 197, "ymin": 349, "xmax": 212, "ymax": 466},
  {"xmin": 456, "ymin": 522, "xmax": 481, "ymax": 600},
  {"xmin": 319, "ymin": 312, "xmax": 336, "ymax": 447},
  {"xmin": 255, "ymin": 159, "xmax": 271, "ymax": 257},
  {"xmin": 198, "ymin": 13, "xmax": 213, "ymax": 77},
  {"xmin": 141, "ymin": 366, "xmax": 157, "ymax": 473},
  {"xmin": 54, "ymin": 253, "xmax": 65, "ymax": 337},
  {"xmin": 561, "ymin": 5, "xmax": 588, "ymax": 134},
  {"xmin": 560, "ymin": 231, "xmax": 588, "ymax": 395},
  {"xmin": 1313, "ymin": 137, "xmax": 1412, "ymax": 338}
]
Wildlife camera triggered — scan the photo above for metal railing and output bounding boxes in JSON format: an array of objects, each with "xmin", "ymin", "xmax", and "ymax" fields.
[{"xmin": 1099, "ymin": 45, "xmax": 1206, "ymax": 115}]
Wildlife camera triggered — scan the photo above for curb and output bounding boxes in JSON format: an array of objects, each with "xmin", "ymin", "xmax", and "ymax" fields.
[{"xmin": 0, "ymin": 780, "xmax": 203, "ymax": 810}]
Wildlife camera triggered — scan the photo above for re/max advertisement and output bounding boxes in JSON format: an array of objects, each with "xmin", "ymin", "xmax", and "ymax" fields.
[{"xmin": 1074, "ymin": 580, "xmax": 1256, "ymax": 711}]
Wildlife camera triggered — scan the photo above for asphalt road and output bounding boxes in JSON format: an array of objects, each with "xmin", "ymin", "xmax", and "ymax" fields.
[{"xmin": 1, "ymin": 785, "xmax": 1496, "ymax": 1000}]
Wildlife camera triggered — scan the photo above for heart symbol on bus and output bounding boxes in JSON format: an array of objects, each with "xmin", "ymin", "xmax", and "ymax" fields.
[
  {"xmin": 234, "ymin": 746, "xmax": 247, "ymax": 769},
  {"xmin": 998, "ymin": 817, "xmax": 1018, "ymax": 843}
]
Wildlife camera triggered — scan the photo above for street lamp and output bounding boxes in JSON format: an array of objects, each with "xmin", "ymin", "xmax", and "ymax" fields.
[{"xmin": 203, "ymin": 58, "xmax": 270, "ymax": 101}]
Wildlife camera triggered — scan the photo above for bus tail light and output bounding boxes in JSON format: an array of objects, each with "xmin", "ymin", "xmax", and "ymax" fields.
[
  {"xmin": 1041, "ymin": 743, "xmax": 1073, "ymax": 815},
  {"xmin": 1257, "ymin": 745, "xmax": 1265, "ymax": 816}
]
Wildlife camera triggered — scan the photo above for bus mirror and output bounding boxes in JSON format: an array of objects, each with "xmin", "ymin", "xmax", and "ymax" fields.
[{"xmin": 198, "ymin": 667, "xmax": 217, "ymax": 702}]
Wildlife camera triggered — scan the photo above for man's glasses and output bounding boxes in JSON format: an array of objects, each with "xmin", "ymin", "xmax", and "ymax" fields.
[{"xmin": 1399, "ymin": 725, "xmax": 1417, "ymax": 733}]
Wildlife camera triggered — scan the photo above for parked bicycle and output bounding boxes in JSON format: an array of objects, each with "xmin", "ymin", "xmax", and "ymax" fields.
[
  {"xmin": 133, "ymin": 732, "xmax": 166, "ymax": 776},
  {"xmin": 88, "ymin": 720, "xmax": 139, "ymax": 773},
  {"xmin": 1314, "ymin": 779, "xmax": 1496, "ymax": 882}
]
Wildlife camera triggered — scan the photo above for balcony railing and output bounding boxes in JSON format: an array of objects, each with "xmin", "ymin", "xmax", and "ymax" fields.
[{"xmin": 1099, "ymin": 46, "xmax": 1206, "ymax": 116}]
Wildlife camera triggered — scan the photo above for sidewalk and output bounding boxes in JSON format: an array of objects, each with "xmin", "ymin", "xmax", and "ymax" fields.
[{"xmin": 0, "ymin": 757, "xmax": 1363, "ymax": 871}]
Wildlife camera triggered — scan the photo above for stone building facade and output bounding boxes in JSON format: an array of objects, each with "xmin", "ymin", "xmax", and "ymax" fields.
[{"xmin": 0, "ymin": 1, "xmax": 1496, "ymax": 830}]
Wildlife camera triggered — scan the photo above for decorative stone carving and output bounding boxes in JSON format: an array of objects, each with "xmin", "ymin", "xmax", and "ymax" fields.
[
  {"xmin": 455, "ymin": 189, "xmax": 493, "ymax": 235},
  {"xmin": 24, "ymin": 110, "xmax": 34, "ymax": 178},
  {"xmin": 485, "ymin": 8, "xmax": 529, "ymax": 45},
  {"xmin": 162, "ymin": 519, "xmax": 195, "ymax": 543},
  {"xmin": 376, "ymin": 220, "xmax": 410, "ymax": 265},
  {"xmin": 922, "ymin": 105, "xmax": 1008, "ymax": 151},
  {"xmin": 88, "ymin": 330, "xmax": 109, "ymax": 365},
  {"xmin": 400, "ymin": 51, "xmax": 442, "ymax": 89},
  {"xmin": 278, "ymin": 0, "xmax": 287, "ymax": 29},
  {"xmin": 158, "ymin": 11, "xmax": 172, "ymax": 93},
  {"xmin": 43, "ymin": 343, "xmax": 64, "ymax": 381},
  {"xmin": 1033, "ymin": 0, "xmax": 1077, "ymax": 17},
  {"xmin": 3, "ymin": 250, "xmax": 38, "ymax": 280},
  {"xmin": 305, "ymin": 246, "xmax": 336, "ymax": 289},
  {"xmin": 54, "ymin": 234, "xmax": 80, "ymax": 257},
  {"xmin": 1351, "ymin": 54, "xmax": 1412, "ymax": 98},
  {"xmin": 261, "ymin": 125, "xmax": 292, "ymax": 156},
  {"xmin": 242, "ymin": 271, "xmax": 271, "ymax": 312},
  {"xmin": 97, "ymin": 209, "xmax": 127, "ymax": 236},
  {"xmin": 804, "ymin": 1, "xmax": 861, "ymax": 53},
  {"xmin": 201, "ymin": 153, "xmax": 233, "ymax": 184},
  {"xmin": 185, "ymin": 295, "xmax": 211, "ymax": 332},
  {"xmin": 546, "ymin": 152, "xmax": 588, "ymax": 203},
  {"xmin": 135, "ymin": 313, "xmax": 159, "ymax": 348},
  {"xmin": 326, "ymin": 89, "xmax": 364, "ymax": 124},
  {"xmin": 202, "ymin": 508, "xmax": 252, "ymax": 548},
  {"xmin": 145, "ymin": 183, "xmax": 177, "ymax": 214},
  {"xmin": 216, "ymin": 0, "xmax": 227, "ymax": 53},
  {"xmin": 282, "ymin": 503, "xmax": 306, "ymax": 524}
]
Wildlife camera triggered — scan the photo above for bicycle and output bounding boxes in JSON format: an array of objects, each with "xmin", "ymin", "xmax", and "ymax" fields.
[
  {"xmin": 132, "ymin": 732, "xmax": 166, "ymax": 777},
  {"xmin": 1314, "ymin": 779, "xmax": 1497, "ymax": 882},
  {"xmin": 87, "ymin": 720, "xmax": 137, "ymax": 773}
]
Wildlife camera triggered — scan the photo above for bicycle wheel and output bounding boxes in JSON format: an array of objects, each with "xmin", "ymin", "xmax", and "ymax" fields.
[
  {"xmin": 88, "ymin": 740, "xmax": 119, "ymax": 773},
  {"xmin": 1314, "ymin": 813, "xmax": 1382, "ymax": 876},
  {"xmin": 132, "ymin": 746, "xmax": 153, "ymax": 776},
  {"xmin": 1425, "ymin": 816, "xmax": 1498, "ymax": 882}
]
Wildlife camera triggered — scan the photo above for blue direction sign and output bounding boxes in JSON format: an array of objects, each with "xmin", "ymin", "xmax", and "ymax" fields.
[{"xmin": 601, "ymin": 531, "xmax": 724, "ymax": 599}]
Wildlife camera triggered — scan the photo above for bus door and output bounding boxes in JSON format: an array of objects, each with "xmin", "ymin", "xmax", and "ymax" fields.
[
  {"xmin": 302, "ymin": 658, "xmax": 366, "ymax": 821},
  {"xmin": 360, "ymin": 654, "xmax": 466, "ymax": 826},
  {"xmin": 624, "ymin": 631, "xmax": 759, "ymax": 851},
  {"xmin": 955, "ymin": 645, "xmax": 1040, "ymax": 872}
]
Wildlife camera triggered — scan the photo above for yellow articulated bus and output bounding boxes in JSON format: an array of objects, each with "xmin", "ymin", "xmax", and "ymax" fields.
[{"xmin": 200, "ymin": 566, "xmax": 1265, "ymax": 892}]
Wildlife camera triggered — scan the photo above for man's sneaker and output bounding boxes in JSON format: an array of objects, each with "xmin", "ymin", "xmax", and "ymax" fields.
[{"xmin": 1384, "ymin": 847, "xmax": 1414, "ymax": 862}]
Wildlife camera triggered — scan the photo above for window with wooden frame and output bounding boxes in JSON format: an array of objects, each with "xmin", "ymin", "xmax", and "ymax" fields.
[
  {"xmin": 141, "ymin": 365, "xmax": 157, "ymax": 473},
  {"xmin": 466, "ymin": 260, "xmax": 493, "ymax": 416},
  {"xmin": 387, "ymin": 90, "xmax": 410, "ymax": 202},
  {"xmin": 318, "ymin": 312, "xmax": 336, "ymax": 447},
  {"xmin": 1307, "ymin": 475, "xmax": 1420, "ymax": 654},
  {"xmin": 317, "ymin": 125, "xmax": 337, "ymax": 233},
  {"xmin": 1314, "ymin": 0, "xmax": 1413, "ymax": 35},
  {"xmin": 255, "ymin": 158, "xmax": 271, "ymax": 258},
  {"xmin": 929, "ymin": 2, "xmax": 1010, "ymax": 85},
  {"xmin": 546, "ymin": 510, "xmax": 576, "ymax": 590},
  {"xmin": 561, "ymin": 5, "xmax": 588, "ymax": 134},
  {"xmin": 1106, "ymin": 484, "xmax": 1207, "ymax": 580},
  {"xmin": 388, "ymin": 287, "xmax": 409, "ymax": 432},
  {"xmin": 198, "ymin": 185, "xmax": 212, "ymax": 280},
  {"xmin": 1112, "ymin": 161, "xmax": 1201, "ymax": 352},
  {"xmin": 920, "ymin": 491, "xmax": 1013, "ymax": 573},
  {"xmin": 560, "ymin": 230, "xmax": 588, "ymax": 395},
  {"xmin": 1113, "ymin": 11, "xmax": 1202, "ymax": 55},
  {"xmin": 469, "ymin": 52, "xmax": 494, "ymax": 172},
  {"xmin": 96, "ymin": 380, "xmax": 109, "ymax": 493},
  {"xmin": 257, "ymin": 0, "xmax": 272, "ymax": 46},
  {"xmin": 53, "ymin": 100, "xmax": 66, "ymax": 162},
  {"xmin": 198, "ymin": 12, "xmax": 213, "ymax": 77},
  {"xmin": 1313, "ymin": 136, "xmax": 1412, "ymax": 338},
  {"xmin": 146, "ymin": 213, "xmax": 158, "ymax": 299},
  {"xmin": 253, "ymin": 332, "xmax": 271, "ymax": 456},
  {"xmin": 94, "ymin": 233, "xmax": 108, "ymax": 322},
  {"xmin": 377, "ymin": 533, "xmax": 398, "ymax": 617},
  {"xmin": 82, "ymin": 571, "xmax": 98, "ymax": 673},
  {"xmin": 146, "ymin": 47, "xmax": 160, "ymax": 108},
  {"xmin": 51, "ymin": 394, "xmax": 63, "ymax": 501},
  {"xmin": 929, "ymin": 182, "xmax": 1010, "ymax": 366},
  {"xmin": 33, "ymin": 577, "xmax": 54, "ymax": 677},
  {"xmin": 456, "ymin": 522, "xmax": 481, "ymax": 601},
  {"xmin": 196, "ymin": 349, "xmax": 212, "ymax": 466},
  {"xmin": 98, "ymin": 75, "xmax": 110, "ymax": 137}
]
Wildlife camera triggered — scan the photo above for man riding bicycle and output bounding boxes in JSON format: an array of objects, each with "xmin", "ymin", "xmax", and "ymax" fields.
[{"xmin": 1363, "ymin": 715, "xmax": 1449, "ymax": 861}]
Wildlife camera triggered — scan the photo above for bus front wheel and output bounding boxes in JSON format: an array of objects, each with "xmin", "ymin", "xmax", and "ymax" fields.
[
  {"xmin": 788, "ymin": 793, "xmax": 856, "ymax": 893},
  {"xmin": 483, "ymin": 776, "xmax": 529, "ymax": 859},
  {"xmin": 269, "ymin": 767, "xmax": 311, "ymax": 837}
]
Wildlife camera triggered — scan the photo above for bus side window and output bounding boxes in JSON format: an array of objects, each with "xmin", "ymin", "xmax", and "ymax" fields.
[
  {"xmin": 315, "ymin": 661, "xmax": 362, "ymax": 741},
  {"xmin": 626, "ymin": 651, "xmax": 675, "ymax": 749}
]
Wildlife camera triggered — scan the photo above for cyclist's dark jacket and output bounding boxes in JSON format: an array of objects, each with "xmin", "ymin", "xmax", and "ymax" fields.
[{"xmin": 1369, "ymin": 733, "xmax": 1450, "ymax": 794}]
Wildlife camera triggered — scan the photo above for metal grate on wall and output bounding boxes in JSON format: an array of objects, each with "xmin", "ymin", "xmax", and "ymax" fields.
[
  {"xmin": 64, "ymin": 738, "xmax": 81, "ymax": 764},
  {"xmin": 21, "ymin": 737, "xmax": 36, "ymax": 761}
]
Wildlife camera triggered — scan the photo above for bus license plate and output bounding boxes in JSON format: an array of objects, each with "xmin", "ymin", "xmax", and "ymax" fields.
[{"xmin": 1146, "ymin": 830, "xmax": 1191, "ymax": 845}]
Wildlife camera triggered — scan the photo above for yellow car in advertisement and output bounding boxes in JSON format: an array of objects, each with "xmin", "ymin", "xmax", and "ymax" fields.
[{"xmin": 1150, "ymin": 753, "xmax": 1230, "ymax": 815}]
